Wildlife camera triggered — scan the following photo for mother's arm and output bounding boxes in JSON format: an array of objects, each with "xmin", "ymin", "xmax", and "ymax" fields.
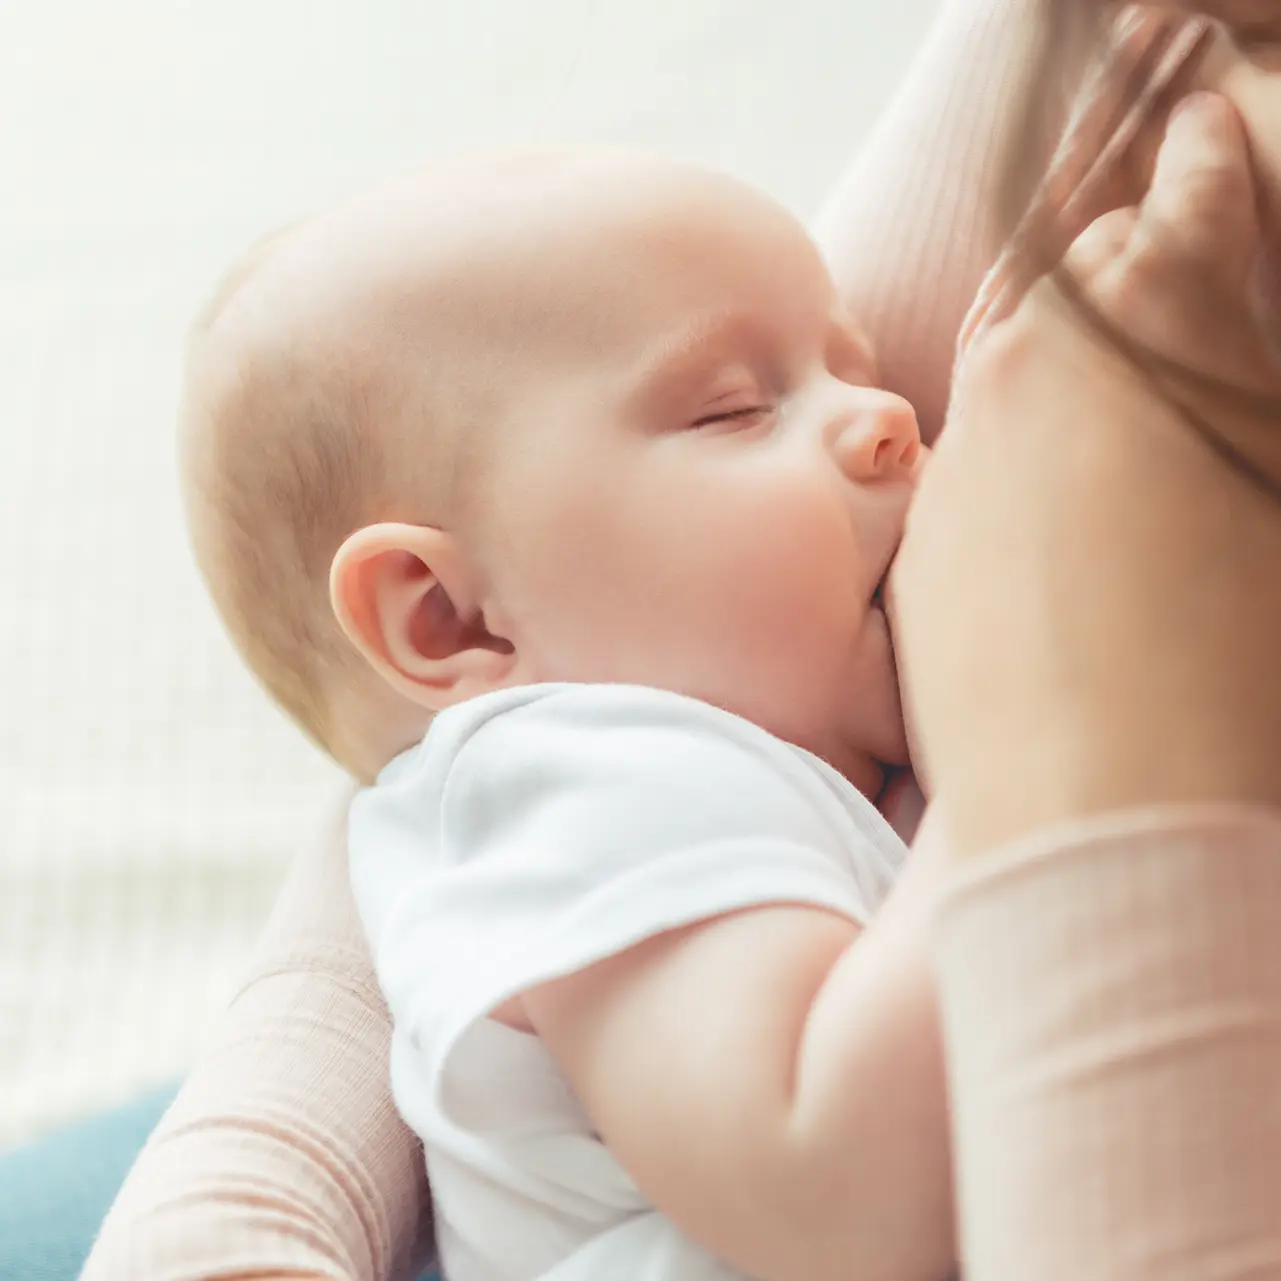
[
  {"xmin": 80, "ymin": 786, "xmax": 434, "ymax": 1281},
  {"xmin": 814, "ymin": 0, "xmax": 1101, "ymax": 442}
]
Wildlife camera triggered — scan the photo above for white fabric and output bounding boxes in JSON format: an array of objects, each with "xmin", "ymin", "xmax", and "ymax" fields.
[{"xmin": 350, "ymin": 683, "xmax": 907, "ymax": 1281}]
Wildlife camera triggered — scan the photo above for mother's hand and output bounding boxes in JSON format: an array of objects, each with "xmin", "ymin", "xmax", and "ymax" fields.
[
  {"xmin": 1092, "ymin": 0, "xmax": 1281, "ymax": 45},
  {"xmin": 890, "ymin": 92, "xmax": 1281, "ymax": 859}
]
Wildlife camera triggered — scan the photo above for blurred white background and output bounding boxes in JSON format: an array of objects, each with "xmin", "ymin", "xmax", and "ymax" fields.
[{"xmin": 0, "ymin": 0, "xmax": 939, "ymax": 1145}]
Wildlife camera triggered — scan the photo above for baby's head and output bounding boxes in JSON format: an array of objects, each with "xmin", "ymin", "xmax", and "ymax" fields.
[{"xmin": 182, "ymin": 149, "xmax": 923, "ymax": 791}]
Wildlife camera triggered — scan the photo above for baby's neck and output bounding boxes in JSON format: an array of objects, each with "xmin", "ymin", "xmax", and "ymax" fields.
[{"xmin": 346, "ymin": 682, "xmax": 437, "ymax": 783}]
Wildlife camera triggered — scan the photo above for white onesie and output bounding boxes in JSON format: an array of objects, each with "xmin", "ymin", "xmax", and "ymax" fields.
[{"xmin": 349, "ymin": 683, "xmax": 908, "ymax": 1281}]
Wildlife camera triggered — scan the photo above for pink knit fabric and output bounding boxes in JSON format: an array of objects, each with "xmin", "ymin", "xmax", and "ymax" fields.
[{"xmin": 937, "ymin": 808, "xmax": 1281, "ymax": 1281}]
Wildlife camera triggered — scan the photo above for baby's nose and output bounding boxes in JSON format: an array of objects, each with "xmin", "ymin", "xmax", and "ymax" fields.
[{"xmin": 832, "ymin": 392, "xmax": 922, "ymax": 483}]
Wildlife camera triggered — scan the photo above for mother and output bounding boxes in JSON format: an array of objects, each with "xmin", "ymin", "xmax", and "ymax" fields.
[{"xmin": 82, "ymin": 1, "xmax": 1281, "ymax": 1279}]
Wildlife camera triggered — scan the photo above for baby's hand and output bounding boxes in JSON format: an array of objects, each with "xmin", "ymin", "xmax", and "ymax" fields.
[{"xmin": 1060, "ymin": 90, "xmax": 1281, "ymax": 491}]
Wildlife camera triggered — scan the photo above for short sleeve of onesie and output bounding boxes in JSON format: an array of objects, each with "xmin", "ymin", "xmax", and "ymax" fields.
[{"xmin": 349, "ymin": 684, "xmax": 905, "ymax": 1134}]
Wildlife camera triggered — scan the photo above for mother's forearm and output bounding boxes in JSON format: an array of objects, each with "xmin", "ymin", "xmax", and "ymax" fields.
[
  {"xmin": 81, "ymin": 792, "xmax": 433, "ymax": 1281},
  {"xmin": 937, "ymin": 808, "xmax": 1281, "ymax": 1281},
  {"xmin": 81, "ymin": 965, "xmax": 431, "ymax": 1281}
]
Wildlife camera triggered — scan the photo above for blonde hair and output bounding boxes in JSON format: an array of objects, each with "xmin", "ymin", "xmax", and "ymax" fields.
[{"xmin": 180, "ymin": 230, "xmax": 387, "ymax": 773}]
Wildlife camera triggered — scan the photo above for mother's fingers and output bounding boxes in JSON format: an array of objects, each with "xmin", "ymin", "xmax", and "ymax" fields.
[
  {"xmin": 1063, "ymin": 90, "xmax": 1281, "ymax": 488},
  {"xmin": 1066, "ymin": 92, "xmax": 1262, "ymax": 363},
  {"xmin": 1134, "ymin": 0, "xmax": 1281, "ymax": 43},
  {"xmin": 1137, "ymin": 92, "xmax": 1258, "ymax": 282}
]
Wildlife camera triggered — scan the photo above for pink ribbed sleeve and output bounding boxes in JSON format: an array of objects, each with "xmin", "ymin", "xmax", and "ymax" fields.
[{"xmin": 936, "ymin": 808, "xmax": 1281, "ymax": 1281}]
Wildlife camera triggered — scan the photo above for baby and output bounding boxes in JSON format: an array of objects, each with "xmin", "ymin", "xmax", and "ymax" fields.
[{"xmin": 181, "ymin": 148, "xmax": 944, "ymax": 1281}]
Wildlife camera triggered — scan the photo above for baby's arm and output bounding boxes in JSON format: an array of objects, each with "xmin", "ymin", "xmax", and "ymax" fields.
[{"xmin": 522, "ymin": 838, "xmax": 949, "ymax": 1281}]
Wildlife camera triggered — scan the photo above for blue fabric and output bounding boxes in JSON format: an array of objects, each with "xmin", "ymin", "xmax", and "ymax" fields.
[
  {"xmin": 0, "ymin": 1085, "xmax": 178, "ymax": 1281},
  {"xmin": 0, "ymin": 1087, "xmax": 439, "ymax": 1281}
]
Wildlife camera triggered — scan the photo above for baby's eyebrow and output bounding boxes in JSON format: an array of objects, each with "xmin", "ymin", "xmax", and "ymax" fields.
[
  {"xmin": 623, "ymin": 310, "xmax": 764, "ymax": 406},
  {"xmin": 635, "ymin": 310, "xmax": 753, "ymax": 375}
]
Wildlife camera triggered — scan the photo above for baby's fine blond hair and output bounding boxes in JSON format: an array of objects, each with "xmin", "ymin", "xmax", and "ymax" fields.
[{"xmin": 180, "ymin": 227, "xmax": 387, "ymax": 777}]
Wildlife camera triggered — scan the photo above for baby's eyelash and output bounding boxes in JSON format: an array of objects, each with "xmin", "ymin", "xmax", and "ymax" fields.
[{"xmin": 692, "ymin": 404, "xmax": 771, "ymax": 429}]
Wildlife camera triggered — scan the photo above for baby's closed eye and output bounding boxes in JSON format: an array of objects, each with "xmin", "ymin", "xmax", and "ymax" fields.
[{"xmin": 690, "ymin": 402, "xmax": 774, "ymax": 430}]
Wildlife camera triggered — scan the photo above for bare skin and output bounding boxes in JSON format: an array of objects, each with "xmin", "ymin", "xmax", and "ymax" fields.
[{"xmin": 895, "ymin": 88, "xmax": 1281, "ymax": 858}]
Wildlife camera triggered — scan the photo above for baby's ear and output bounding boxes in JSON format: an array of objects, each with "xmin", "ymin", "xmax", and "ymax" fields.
[{"xmin": 329, "ymin": 523, "xmax": 516, "ymax": 710}]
